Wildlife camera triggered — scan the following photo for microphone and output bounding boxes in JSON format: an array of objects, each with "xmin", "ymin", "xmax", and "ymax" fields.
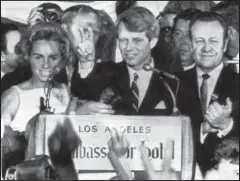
[
  {"xmin": 143, "ymin": 63, "xmax": 180, "ymax": 115},
  {"xmin": 143, "ymin": 64, "xmax": 179, "ymax": 80}
]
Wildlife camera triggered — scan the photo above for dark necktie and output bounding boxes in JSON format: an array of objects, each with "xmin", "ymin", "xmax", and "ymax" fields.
[
  {"xmin": 200, "ymin": 73, "xmax": 210, "ymax": 114},
  {"xmin": 131, "ymin": 73, "xmax": 139, "ymax": 113}
]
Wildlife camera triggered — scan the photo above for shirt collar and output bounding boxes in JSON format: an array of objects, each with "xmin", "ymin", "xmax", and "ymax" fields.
[
  {"xmin": 127, "ymin": 58, "xmax": 154, "ymax": 77},
  {"xmin": 183, "ymin": 63, "xmax": 195, "ymax": 71},
  {"xmin": 196, "ymin": 63, "xmax": 224, "ymax": 80}
]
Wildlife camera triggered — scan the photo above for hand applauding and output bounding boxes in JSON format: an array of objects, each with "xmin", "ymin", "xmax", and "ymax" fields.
[{"xmin": 205, "ymin": 97, "xmax": 233, "ymax": 131}]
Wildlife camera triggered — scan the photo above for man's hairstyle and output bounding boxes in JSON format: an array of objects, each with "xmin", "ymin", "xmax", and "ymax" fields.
[
  {"xmin": 116, "ymin": 6, "xmax": 160, "ymax": 40},
  {"xmin": 62, "ymin": 5, "xmax": 101, "ymax": 29},
  {"xmin": 189, "ymin": 11, "xmax": 229, "ymax": 40},
  {"xmin": 19, "ymin": 22, "xmax": 70, "ymax": 67},
  {"xmin": 115, "ymin": 1, "xmax": 137, "ymax": 17},
  {"xmin": 1, "ymin": 22, "xmax": 20, "ymax": 53},
  {"xmin": 212, "ymin": 137, "xmax": 239, "ymax": 167},
  {"xmin": 173, "ymin": 8, "xmax": 202, "ymax": 30},
  {"xmin": 211, "ymin": 1, "xmax": 239, "ymax": 32}
]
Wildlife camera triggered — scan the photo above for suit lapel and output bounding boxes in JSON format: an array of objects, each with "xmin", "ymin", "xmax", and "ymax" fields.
[
  {"xmin": 114, "ymin": 62, "xmax": 133, "ymax": 110},
  {"xmin": 209, "ymin": 66, "xmax": 229, "ymax": 105},
  {"xmin": 189, "ymin": 67, "xmax": 204, "ymax": 117},
  {"xmin": 139, "ymin": 72, "xmax": 165, "ymax": 112}
]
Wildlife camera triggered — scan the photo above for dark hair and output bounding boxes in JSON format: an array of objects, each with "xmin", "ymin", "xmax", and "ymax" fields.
[
  {"xmin": 116, "ymin": 6, "xmax": 160, "ymax": 40},
  {"xmin": 189, "ymin": 11, "xmax": 229, "ymax": 40},
  {"xmin": 37, "ymin": 2, "xmax": 63, "ymax": 23},
  {"xmin": 212, "ymin": 137, "xmax": 239, "ymax": 167},
  {"xmin": 19, "ymin": 22, "xmax": 70, "ymax": 67},
  {"xmin": 211, "ymin": 1, "xmax": 239, "ymax": 32},
  {"xmin": 173, "ymin": 8, "xmax": 202, "ymax": 30},
  {"xmin": 38, "ymin": 2, "xmax": 62, "ymax": 12},
  {"xmin": 1, "ymin": 22, "xmax": 20, "ymax": 53},
  {"xmin": 62, "ymin": 5, "xmax": 101, "ymax": 29},
  {"xmin": 157, "ymin": 1, "xmax": 215, "ymax": 22},
  {"xmin": 115, "ymin": 1, "xmax": 137, "ymax": 17}
]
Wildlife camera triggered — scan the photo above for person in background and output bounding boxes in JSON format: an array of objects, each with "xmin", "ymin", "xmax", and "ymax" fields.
[
  {"xmin": 211, "ymin": 1, "xmax": 239, "ymax": 73},
  {"xmin": 61, "ymin": 5, "xmax": 116, "ymax": 114},
  {"xmin": 155, "ymin": 1, "xmax": 216, "ymax": 73},
  {"xmin": 1, "ymin": 22, "xmax": 22, "ymax": 79},
  {"xmin": 172, "ymin": 8, "xmax": 202, "ymax": 71},
  {"xmin": 27, "ymin": 2, "xmax": 63, "ymax": 26},
  {"xmin": 96, "ymin": 9, "xmax": 117, "ymax": 63},
  {"xmin": 1, "ymin": 3, "xmax": 64, "ymax": 94},
  {"xmin": 204, "ymin": 136, "xmax": 239, "ymax": 180},
  {"xmin": 176, "ymin": 11, "xmax": 239, "ymax": 176}
]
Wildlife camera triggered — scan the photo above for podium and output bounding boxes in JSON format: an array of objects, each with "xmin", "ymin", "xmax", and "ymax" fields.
[{"xmin": 27, "ymin": 114, "xmax": 194, "ymax": 180}]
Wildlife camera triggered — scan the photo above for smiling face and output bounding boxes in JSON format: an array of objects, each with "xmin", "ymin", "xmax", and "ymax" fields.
[
  {"xmin": 117, "ymin": 22, "xmax": 153, "ymax": 71},
  {"xmin": 191, "ymin": 20, "xmax": 227, "ymax": 72},
  {"xmin": 30, "ymin": 40, "xmax": 61, "ymax": 82},
  {"xmin": 173, "ymin": 19, "xmax": 194, "ymax": 67}
]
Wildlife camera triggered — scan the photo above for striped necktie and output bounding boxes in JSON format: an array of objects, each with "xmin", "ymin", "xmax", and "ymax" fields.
[
  {"xmin": 200, "ymin": 73, "xmax": 210, "ymax": 114},
  {"xmin": 131, "ymin": 73, "xmax": 139, "ymax": 113}
]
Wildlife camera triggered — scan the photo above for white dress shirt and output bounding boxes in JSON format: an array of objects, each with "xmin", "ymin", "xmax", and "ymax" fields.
[
  {"xmin": 127, "ymin": 59, "xmax": 154, "ymax": 108},
  {"xmin": 196, "ymin": 63, "xmax": 233, "ymax": 143},
  {"xmin": 183, "ymin": 63, "xmax": 195, "ymax": 71},
  {"xmin": 1, "ymin": 70, "xmax": 5, "ymax": 79}
]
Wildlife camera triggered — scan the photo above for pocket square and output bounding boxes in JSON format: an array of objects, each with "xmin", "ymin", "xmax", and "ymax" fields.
[{"xmin": 154, "ymin": 101, "xmax": 166, "ymax": 109}]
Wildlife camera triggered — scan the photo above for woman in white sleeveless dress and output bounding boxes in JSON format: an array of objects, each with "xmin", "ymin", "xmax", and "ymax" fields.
[{"xmin": 1, "ymin": 22, "xmax": 71, "ymax": 132}]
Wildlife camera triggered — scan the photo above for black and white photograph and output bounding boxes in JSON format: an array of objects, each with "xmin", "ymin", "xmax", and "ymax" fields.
[{"xmin": 1, "ymin": 1, "xmax": 239, "ymax": 180}]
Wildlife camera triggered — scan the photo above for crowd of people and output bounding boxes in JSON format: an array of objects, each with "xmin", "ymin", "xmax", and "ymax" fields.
[{"xmin": 1, "ymin": 1, "xmax": 239, "ymax": 180}]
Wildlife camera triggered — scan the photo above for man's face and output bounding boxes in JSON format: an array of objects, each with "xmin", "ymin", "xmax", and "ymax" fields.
[
  {"xmin": 159, "ymin": 13, "xmax": 176, "ymax": 44},
  {"xmin": 173, "ymin": 19, "xmax": 194, "ymax": 67},
  {"xmin": 118, "ymin": 23, "xmax": 153, "ymax": 70},
  {"xmin": 191, "ymin": 20, "xmax": 227, "ymax": 71},
  {"xmin": 65, "ymin": 13, "xmax": 100, "ymax": 53},
  {"xmin": 1, "ymin": 30, "xmax": 22, "ymax": 68},
  {"xmin": 30, "ymin": 40, "xmax": 61, "ymax": 82}
]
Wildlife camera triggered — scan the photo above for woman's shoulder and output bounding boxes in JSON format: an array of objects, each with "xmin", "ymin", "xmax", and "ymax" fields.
[
  {"xmin": 1, "ymin": 86, "xmax": 20, "ymax": 100},
  {"xmin": 1, "ymin": 86, "xmax": 20, "ymax": 123}
]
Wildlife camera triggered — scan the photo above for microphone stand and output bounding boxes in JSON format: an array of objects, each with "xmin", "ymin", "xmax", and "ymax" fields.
[
  {"xmin": 159, "ymin": 76, "xmax": 181, "ymax": 116},
  {"xmin": 40, "ymin": 74, "xmax": 55, "ymax": 114}
]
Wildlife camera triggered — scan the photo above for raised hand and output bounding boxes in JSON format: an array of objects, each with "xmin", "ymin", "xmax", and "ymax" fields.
[
  {"xmin": 76, "ymin": 27, "xmax": 95, "ymax": 63},
  {"xmin": 108, "ymin": 128, "xmax": 129, "ymax": 158},
  {"xmin": 107, "ymin": 128, "xmax": 134, "ymax": 180},
  {"xmin": 27, "ymin": 7, "xmax": 45, "ymax": 26},
  {"xmin": 205, "ymin": 97, "xmax": 233, "ymax": 131},
  {"xmin": 48, "ymin": 118, "xmax": 81, "ymax": 180},
  {"xmin": 140, "ymin": 139, "xmax": 179, "ymax": 180}
]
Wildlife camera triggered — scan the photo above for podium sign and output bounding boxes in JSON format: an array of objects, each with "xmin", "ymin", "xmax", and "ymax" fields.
[{"xmin": 34, "ymin": 115, "xmax": 193, "ymax": 179}]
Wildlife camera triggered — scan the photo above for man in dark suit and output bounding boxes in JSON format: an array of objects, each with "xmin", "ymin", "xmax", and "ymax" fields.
[
  {"xmin": 110, "ymin": 6, "xmax": 177, "ymax": 117},
  {"xmin": 176, "ymin": 12, "xmax": 239, "ymax": 176}
]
